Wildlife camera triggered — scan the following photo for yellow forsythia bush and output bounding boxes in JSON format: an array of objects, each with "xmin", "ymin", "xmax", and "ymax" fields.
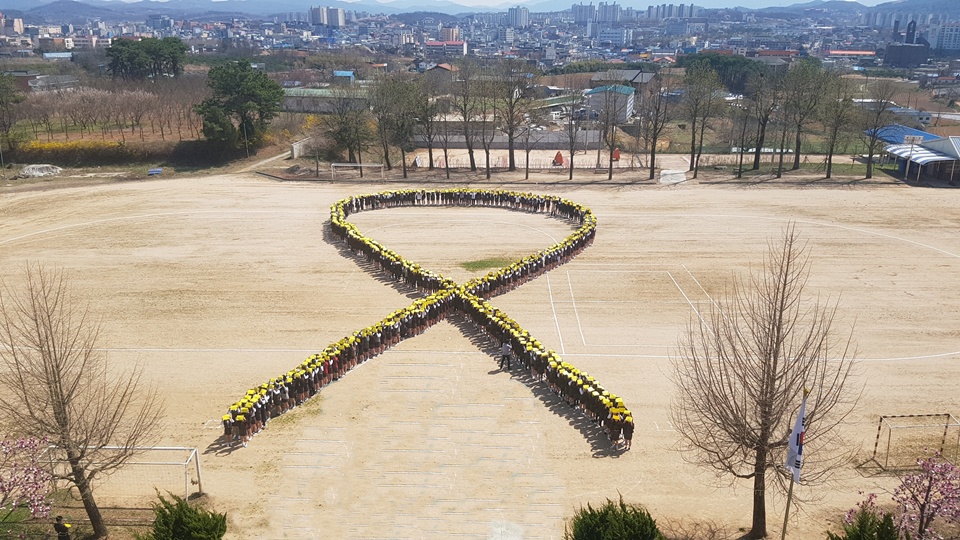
[{"xmin": 15, "ymin": 140, "xmax": 169, "ymax": 166}]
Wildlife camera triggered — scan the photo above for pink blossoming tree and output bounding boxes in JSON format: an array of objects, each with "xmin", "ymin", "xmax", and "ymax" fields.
[
  {"xmin": 893, "ymin": 453, "xmax": 960, "ymax": 540},
  {"xmin": 0, "ymin": 436, "xmax": 51, "ymax": 523}
]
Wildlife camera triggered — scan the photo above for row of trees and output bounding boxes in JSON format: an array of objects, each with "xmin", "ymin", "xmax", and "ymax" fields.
[
  {"xmin": 672, "ymin": 57, "xmax": 904, "ymax": 180},
  {"xmin": 0, "ymin": 61, "xmax": 283, "ymax": 157},
  {"xmin": 0, "ymin": 53, "xmax": 914, "ymax": 177},
  {"xmin": 0, "ymin": 75, "xmax": 209, "ymax": 149},
  {"xmin": 311, "ymin": 56, "xmax": 907, "ymax": 184},
  {"xmin": 106, "ymin": 37, "xmax": 189, "ymax": 80},
  {"xmin": 313, "ymin": 58, "xmax": 552, "ymax": 181},
  {"xmin": 20, "ymin": 84, "xmax": 205, "ymax": 143}
]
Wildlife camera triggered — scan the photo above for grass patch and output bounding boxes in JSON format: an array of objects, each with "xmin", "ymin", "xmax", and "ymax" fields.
[
  {"xmin": 268, "ymin": 395, "xmax": 324, "ymax": 429},
  {"xmin": 461, "ymin": 258, "xmax": 514, "ymax": 272}
]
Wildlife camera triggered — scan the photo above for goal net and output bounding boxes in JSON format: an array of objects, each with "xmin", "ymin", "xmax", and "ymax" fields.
[
  {"xmin": 46, "ymin": 446, "xmax": 203, "ymax": 506},
  {"xmin": 868, "ymin": 414, "xmax": 960, "ymax": 471}
]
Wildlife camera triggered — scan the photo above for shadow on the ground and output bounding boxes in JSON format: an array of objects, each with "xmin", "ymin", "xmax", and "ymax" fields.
[
  {"xmin": 447, "ymin": 313, "xmax": 622, "ymax": 456},
  {"xmin": 204, "ymin": 434, "xmax": 243, "ymax": 456},
  {"xmin": 322, "ymin": 222, "xmax": 426, "ymax": 301}
]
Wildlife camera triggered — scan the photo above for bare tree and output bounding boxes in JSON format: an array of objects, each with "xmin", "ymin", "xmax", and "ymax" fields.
[
  {"xmin": 0, "ymin": 266, "xmax": 163, "ymax": 539},
  {"xmin": 859, "ymin": 79, "xmax": 901, "ymax": 179},
  {"xmin": 476, "ymin": 76, "xmax": 500, "ymax": 180},
  {"xmin": 22, "ymin": 92, "xmax": 54, "ymax": 141},
  {"xmin": 451, "ymin": 58, "xmax": 480, "ymax": 171},
  {"xmin": 636, "ymin": 72, "xmax": 674, "ymax": 181},
  {"xmin": 304, "ymin": 119, "xmax": 332, "ymax": 177},
  {"xmin": 746, "ymin": 70, "xmax": 783, "ymax": 171},
  {"xmin": 493, "ymin": 59, "xmax": 537, "ymax": 171},
  {"xmin": 437, "ymin": 111, "xmax": 455, "ymax": 179},
  {"xmin": 415, "ymin": 74, "xmax": 441, "ymax": 171},
  {"xmin": 819, "ymin": 71, "xmax": 858, "ymax": 179},
  {"xmin": 671, "ymin": 225, "xmax": 860, "ymax": 540},
  {"xmin": 783, "ymin": 60, "xmax": 825, "ymax": 170},
  {"xmin": 323, "ymin": 84, "xmax": 372, "ymax": 166},
  {"xmin": 682, "ymin": 62, "xmax": 724, "ymax": 179},
  {"xmin": 370, "ymin": 74, "xmax": 396, "ymax": 171},
  {"xmin": 595, "ymin": 86, "xmax": 628, "ymax": 180},
  {"xmin": 561, "ymin": 74, "xmax": 587, "ymax": 180},
  {"xmin": 0, "ymin": 73, "xmax": 25, "ymax": 152},
  {"xmin": 519, "ymin": 108, "xmax": 549, "ymax": 180},
  {"xmin": 372, "ymin": 73, "xmax": 420, "ymax": 177},
  {"xmin": 126, "ymin": 89, "xmax": 155, "ymax": 142}
]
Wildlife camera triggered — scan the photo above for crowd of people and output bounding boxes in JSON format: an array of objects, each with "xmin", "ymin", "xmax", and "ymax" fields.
[{"xmin": 224, "ymin": 189, "xmax": 632, "ymax": 450}]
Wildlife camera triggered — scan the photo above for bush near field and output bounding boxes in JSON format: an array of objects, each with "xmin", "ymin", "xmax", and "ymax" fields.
[{"xmin": 11, "ymin": 140, "xmax": 244, "ymax": 168}]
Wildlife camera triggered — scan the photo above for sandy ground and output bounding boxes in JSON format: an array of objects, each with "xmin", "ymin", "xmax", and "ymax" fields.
[{"xmin": 2, "ymin": 172, "xmax": 960, "ymax": 539}]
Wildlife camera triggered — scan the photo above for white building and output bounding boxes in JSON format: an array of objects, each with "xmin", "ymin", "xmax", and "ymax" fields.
[
  {"xmin": 309, "ymin": 6, "xmax": 345, "ymax": 27},
  {"xmin": 585, "ymin": 84, "xmax": 635, "ymax": 123},
  {"xmin": 597, "ymin": 28, "xmax": 632, "ymax": 47},
  {"xmin": 931, "ymin": 22, "xmax": 960, "ymax": 50},
  {"xmin": 507, "ymin": 6, "xmax": 529, "ymax": 29},
  {"xmin": 326, "ymin": 8, "xmax": 345, "ymax": 28}
]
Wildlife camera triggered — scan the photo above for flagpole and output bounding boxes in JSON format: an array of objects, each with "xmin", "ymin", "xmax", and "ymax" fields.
[
  {"xmin": 780, "ymin": 478, "xmax": 794, "ymax": 540},
  {"xmin": 781, "ymin": 388, "xmax": 811, "ymax": 540}
]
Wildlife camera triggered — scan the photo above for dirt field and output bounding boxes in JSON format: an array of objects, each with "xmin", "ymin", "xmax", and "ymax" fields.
[{"xmin": 2, "ymin": 172, "xmax": 960, "ymax": 539}]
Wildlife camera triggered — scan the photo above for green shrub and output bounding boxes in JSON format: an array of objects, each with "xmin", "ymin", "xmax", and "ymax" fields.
[
  {"xmin": 139, "ymin": 493, "xmax": 226, "ymax": 540},
  {"xmin": 828, "ymin": 505, "xmax": 901, "ymax": 540},
  {"xmin": 566, "ymin": 496, "xmax": 663, "ymax": 540}
]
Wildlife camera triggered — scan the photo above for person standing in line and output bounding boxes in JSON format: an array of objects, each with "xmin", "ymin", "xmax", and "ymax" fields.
[
  {"xmin": 622, "ymin": 416, "xmax": 634, "ymax": 450},
  {"xmin": 499, "ymin": 341, "xmax": 513, "ymax": 370}
]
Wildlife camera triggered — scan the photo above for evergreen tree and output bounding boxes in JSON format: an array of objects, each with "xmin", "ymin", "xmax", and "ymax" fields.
[
  {"xmin": 565, "ymin": 497, "xmax": 663, "ymax": 540},
  {"xmin": 141, "ymin": 493, "xmax": 226, "ymax": 540},
  {"xmin": 195, "ymin": 61, "xmax": 284, "ymax": 153}
]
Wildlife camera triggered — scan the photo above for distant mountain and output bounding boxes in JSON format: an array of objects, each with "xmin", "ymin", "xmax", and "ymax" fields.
[
  {"xmin": 390, "ymin": 10, "xmax": 461, "ymax": 24},
  {"xmin": 23, "ymin": 0, "xmax": 257, "ymax": 23},
  {"xmin": 745, "ymin": 0, "xmax": 868, "ymax": 13},
  {"xmin": 741, "ymin": 0, "xmax": 959, "ymax": 17},
  {"xmin": 8, "ymin": 0, "xmax": 958, "ymax": 23},
  {"xmin": 874, "ymin": 0, "xmax": 960, "ymax": 13},
  {"xmin": 3, "ymin": 0, "xmax": 509, "ymax": 19},
  {"xmin": 27, "ymin": 0, "xmax": 120, "ymax": 24},
  {"xmin": 374, "ymin": 0, "xmax": 505, "ymax": 14},
  {"xmin": 776, "ymin": 0, "xmax": 866, "ymax": 10}
]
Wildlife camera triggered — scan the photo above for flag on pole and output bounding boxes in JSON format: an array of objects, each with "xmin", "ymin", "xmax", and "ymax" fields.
[{"xmin": 785, "ymin": 392, "xmax": 808, "ymax": 484}]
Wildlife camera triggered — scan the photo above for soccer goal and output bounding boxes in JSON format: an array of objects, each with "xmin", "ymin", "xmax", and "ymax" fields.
[
  {"xmin": 46, "ymin": 446, "xmax": 203, "ymax": 506},
  {"xmin": 867, "ymin": 414, "xmax": 960, "ymax": 470},
  {"xmin": 331, "ymin": 162, "xmax": 384, "ymax": 180}
]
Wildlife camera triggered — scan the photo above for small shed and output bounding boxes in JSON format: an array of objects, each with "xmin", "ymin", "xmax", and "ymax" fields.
[
  {"xmin": 332, "ymin": 70, "xmax": 355, "ymax": 85},
  {"xmin": 883, "ymin": 136, "xmax": 960, "ymax": 183}
]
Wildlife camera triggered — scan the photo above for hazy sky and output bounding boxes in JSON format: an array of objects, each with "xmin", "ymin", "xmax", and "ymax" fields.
[
  {"xmin": 372, "ymin": 0, "xmax": 890, "ymax": 9},
  {"xmin": 61, "ymin": 0, "xmax": 898, "ymax": 10}
]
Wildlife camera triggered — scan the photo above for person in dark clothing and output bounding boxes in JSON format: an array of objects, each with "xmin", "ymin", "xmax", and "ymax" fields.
[
  {"xmin": 54, "ymin": 516, "xmax": 71, "ymax": 540},
  {"xmin": 499, "ymin": 341, "xmax": 513, "ymax": 370}
]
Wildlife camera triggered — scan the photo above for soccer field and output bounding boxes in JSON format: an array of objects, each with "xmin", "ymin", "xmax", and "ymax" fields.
[{"xmin": 2, "ymin": 175, "xmax": 959, "ymax": 539}]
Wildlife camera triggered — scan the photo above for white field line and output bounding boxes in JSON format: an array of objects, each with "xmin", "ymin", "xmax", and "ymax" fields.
[
  {"xmin": 566, "ymin": 271, "xmax": 587, "ymax": 346},
  {"xmin": 544, "ymin": 273, "xmax": 566, "ymax": 355},
  {"xmin": 667, "ymin": 270, "xmax": 707, "ymax": 328}
]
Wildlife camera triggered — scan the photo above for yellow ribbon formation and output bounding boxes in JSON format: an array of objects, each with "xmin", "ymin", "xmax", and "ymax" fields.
[{"xmin": 224, "ymin": 189, "xmax": 632, "ymax": 446}]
